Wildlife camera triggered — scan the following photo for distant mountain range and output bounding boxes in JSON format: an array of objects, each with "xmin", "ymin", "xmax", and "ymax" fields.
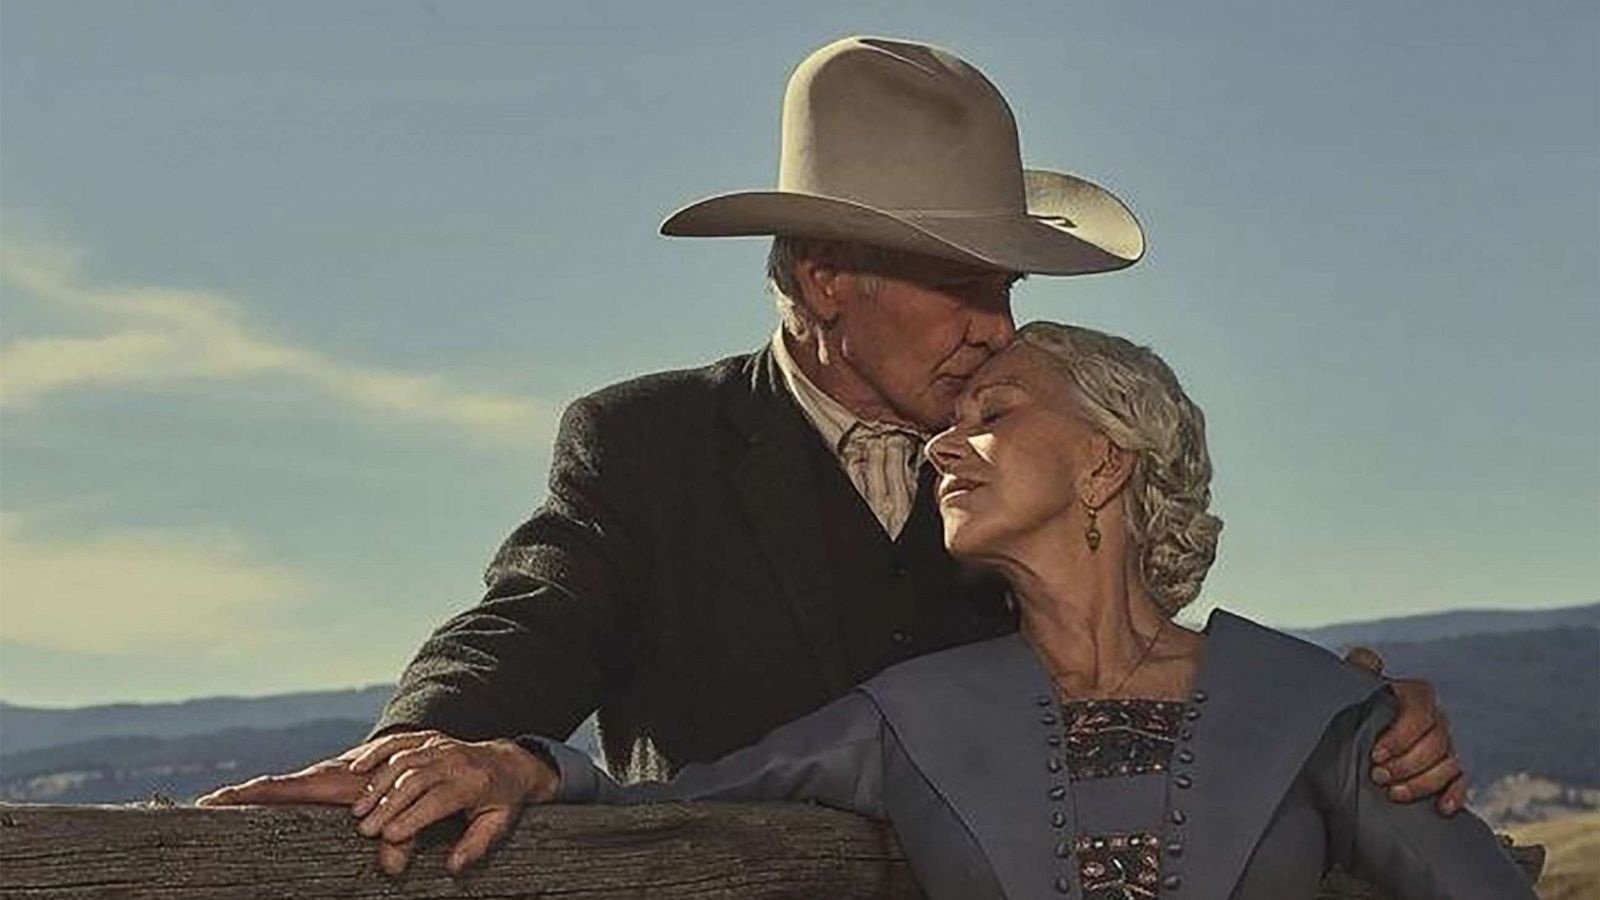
[
  {"xmin": 1, "ymin": 603, "xmax": 1594, "ymax": 808},
  {"xmin": 1291, "ymin": 602, "xmax": 1598, "ymax": 649},
  {"xmin": 0, "ymin": 718, "xmax": 374, "ymax": 804},
  {"xmin": 0, "ymin": 685, "xmax": 394, "ymax": 756}
]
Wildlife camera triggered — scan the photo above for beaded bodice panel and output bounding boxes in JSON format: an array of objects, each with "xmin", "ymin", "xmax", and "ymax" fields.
[
  {"xmin": 1057, "ymin": 699, "xmax": 1190, "ymax": 899},
  {"xmin": 1061, "ymin": 699, "xmax": 1185, "ymax": 781}
]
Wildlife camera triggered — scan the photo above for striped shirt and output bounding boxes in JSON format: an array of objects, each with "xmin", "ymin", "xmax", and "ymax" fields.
[{"xmin": 770, "ymin": 329, "xmax": 928, "ymax": 538}]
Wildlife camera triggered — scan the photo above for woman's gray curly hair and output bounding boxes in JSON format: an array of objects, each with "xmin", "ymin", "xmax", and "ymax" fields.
[{"xmin": 1016, "ymin": 321, "xmax": 1223, "ymax": 615}]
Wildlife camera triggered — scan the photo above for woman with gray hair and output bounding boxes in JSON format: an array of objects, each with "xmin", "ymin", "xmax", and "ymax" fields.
[{"xmin": 519, "ymin": 323, "xmax": 1534, "ymax": 899}]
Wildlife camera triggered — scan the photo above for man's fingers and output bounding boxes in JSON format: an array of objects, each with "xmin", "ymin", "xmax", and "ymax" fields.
[
  {"xmin": 1373, "ymin": 724, "xmax": 1452, "ymax": 800},
  {"xmin": 376, "ymin": 836, "xmax": 415, "ymax": 878},
  {"xmin": 378, "ymin": 783, "xmax": 471, "ymax": 844},
  {"xmin": 195, "ymin": 777, "xmax": 263, "ymax": 806},
  {"xmin": 1437, "ymin": 772, "xmax": 1470, "ymax": 816},
  {"xmin": 1382, "ymin": 719, "xmax": 1453, "ymax": 783},
  {"xmin": 1343, "ymin": 645, "xmax": 1385, "ymax": 676},
  {"xmin": 1390, "ymin": 750, "xmax": 1463, "ymax": 805},
  {"xmin": 197, "ymin": 761, "xmax": 364, "ymax": 806},
  {"xmin": 353, "ymin": 749, "xmax": 443, "ymax": 817},
  {"xmin": 1372, "ymin": 679, "xmax": 1438, "ymax": 765},
  {"xmin": 349, "ymin": 732, "xmax": 436, "ymax": 774},
  {"xmin": 357, "ymin": 766, "xmax": 448, "ymax": 834},
  {"xmin": 447, "ymin": 808, "xmax": 514, "ymax": 874}
]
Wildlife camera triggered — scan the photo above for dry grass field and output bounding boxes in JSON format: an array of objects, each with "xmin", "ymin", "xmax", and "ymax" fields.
[{"xmin": 1508, "ymin": 812, "xmax": 1600, "ymax": 900}]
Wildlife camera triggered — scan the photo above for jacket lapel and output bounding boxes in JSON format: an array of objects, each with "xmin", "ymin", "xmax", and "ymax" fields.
[{"xmin": 722, "ymin": 346, "xmax": 851, "ymax": 695}]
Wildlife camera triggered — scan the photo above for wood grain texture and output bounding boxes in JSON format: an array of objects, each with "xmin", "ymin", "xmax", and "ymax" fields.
[
  {"xmin": 0, "ymin": 802, "xmax": 1544, "ymax": 899},
  {"xmin": 0, "ymin": 802, "xmax": 922, "ymax": 899}
]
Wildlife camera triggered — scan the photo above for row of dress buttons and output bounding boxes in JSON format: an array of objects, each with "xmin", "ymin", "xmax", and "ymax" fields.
[
  {"xmin": 1035, "ymin": 694, "xmax": 1075, "ymax": 894},
  {"xmin": 1161, "ymin": 688, "xmax": 1207, "ymax": 892}
]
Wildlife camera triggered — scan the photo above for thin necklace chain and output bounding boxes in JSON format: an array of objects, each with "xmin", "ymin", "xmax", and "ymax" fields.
[{"xmin": 1045, "ymin": 617, "xmax": 1169, "ymax": 702}]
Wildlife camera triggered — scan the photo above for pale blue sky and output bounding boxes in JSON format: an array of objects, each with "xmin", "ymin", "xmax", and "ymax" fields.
[{"xmin": 2, "ymin": 1, "xmax": 1595, "ymax": 705}]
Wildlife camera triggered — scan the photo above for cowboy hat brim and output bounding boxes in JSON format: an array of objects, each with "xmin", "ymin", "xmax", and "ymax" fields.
[{"xmin": 659, "ymin": 169, "xmax": 1144, "ymax": 276}]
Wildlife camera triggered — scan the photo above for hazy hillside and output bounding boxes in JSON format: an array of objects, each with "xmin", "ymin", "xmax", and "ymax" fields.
[
  {"xmin": 1294, "ymin": 603, "xmax": 1598, "ymax": 649},
  {"xmin": 0, "ymin": 718, "xmax": 372, "ymax": 804},
  {"xmin": 0, "ymin": 685, "xmax": 394, "ymax": 755},
  {"xmin": 1365, "ymin": 626, "xmax": 1598, "ymax": 789}
]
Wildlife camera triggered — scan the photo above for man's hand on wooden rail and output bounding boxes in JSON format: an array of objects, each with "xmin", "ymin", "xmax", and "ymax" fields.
[{"xmin": 195, "ymin": 729, "xmax": 561, "ymax": 877}]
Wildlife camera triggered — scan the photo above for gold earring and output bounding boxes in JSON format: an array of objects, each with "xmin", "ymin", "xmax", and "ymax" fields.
[{"xmin": 1084, "ymin": 500, "xmax": 1102, "ymax": 552}]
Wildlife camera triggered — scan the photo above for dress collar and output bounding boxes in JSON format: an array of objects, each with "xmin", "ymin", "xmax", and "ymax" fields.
[{"xmin": 858, "ymin": 609, "xmax": 1386, "ymax": 900}]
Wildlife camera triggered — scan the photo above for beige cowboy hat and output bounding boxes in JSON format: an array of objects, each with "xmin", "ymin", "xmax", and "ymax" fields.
[{"xmin": 660, "ymin": 36, "xmax": 1145, "ymax": 276}]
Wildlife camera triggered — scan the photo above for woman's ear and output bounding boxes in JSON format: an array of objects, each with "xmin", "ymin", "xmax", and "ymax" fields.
[{"xmin": 1083, "ymin": 435, "xmax": 1137, "ymax": 508}]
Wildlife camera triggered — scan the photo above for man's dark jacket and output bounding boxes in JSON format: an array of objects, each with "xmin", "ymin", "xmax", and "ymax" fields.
[{"xmin": 369, "ymin": 345, "xmax": 1014, "ymax": 780}]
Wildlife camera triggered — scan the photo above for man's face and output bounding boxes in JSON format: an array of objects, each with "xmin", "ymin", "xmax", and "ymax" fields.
[{"xmin": 832, "ymin": 256, "xmax": 1021, "ymax": 430}]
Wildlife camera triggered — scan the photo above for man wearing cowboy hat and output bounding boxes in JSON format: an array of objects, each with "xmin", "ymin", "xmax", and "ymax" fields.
[{"xmin": 199, "ymin": 36, "xmax": 1466, "ymax": 875}]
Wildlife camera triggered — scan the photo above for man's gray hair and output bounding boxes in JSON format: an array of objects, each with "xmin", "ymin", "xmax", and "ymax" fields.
[
  {"xmin": 766, "ymin": 236, "xmax": 824, "ymax": 339},
  {"xmin": 1016, "ymin": 321, "xmax": 1224, "ymax": 615},
  {"xmin": 767, "ymin": 236, "xmax": 961, "ymax": 337}
]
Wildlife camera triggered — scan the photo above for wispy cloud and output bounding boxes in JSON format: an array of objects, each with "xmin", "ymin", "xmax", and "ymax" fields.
[
  {"xmin": 0, "ymin": 510, "xmax": 312, "ymax": 657},
  {"xmin": 0, "ymin": 507, "xmax": 457, "ymax": 701},
  {"xmin": 0, "ymin": 239, "xmax": 556, "ymax": 450}
]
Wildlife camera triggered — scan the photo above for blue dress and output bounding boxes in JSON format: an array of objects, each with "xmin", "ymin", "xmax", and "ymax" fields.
[{"xmin": 531, "ymin": 610, "xmax": 1537, "ymax": 900}]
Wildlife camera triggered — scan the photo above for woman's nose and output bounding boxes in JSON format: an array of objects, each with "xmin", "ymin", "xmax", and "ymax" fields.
[{"xmin": 923, "ymin": 427, "xmax": 967, "ymax": 473}]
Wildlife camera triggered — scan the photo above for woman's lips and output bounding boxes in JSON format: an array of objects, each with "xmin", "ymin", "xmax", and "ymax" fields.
[{"xmin": 938, "ymin": 477, "xmax": 984, "ymax": 503}]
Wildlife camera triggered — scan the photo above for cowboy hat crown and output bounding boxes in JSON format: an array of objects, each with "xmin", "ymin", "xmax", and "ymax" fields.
[{"xmin": 661, "ymin": 36, "xmax": 1145, "ymax": 276}]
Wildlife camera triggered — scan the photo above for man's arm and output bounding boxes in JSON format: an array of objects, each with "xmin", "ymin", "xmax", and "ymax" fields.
[
  {"xmin": 201, "ymin": 394, "xmax": 647, "ymax": 800},
  {"xmin": 369, "ymin": 395, "xmax": 646, "ymax": 743}
]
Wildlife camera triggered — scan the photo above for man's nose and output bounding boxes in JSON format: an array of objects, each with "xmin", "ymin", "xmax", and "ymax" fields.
[{"xmin": 972, "ymin": 303, "xmax": 1016, "ymax": 351}]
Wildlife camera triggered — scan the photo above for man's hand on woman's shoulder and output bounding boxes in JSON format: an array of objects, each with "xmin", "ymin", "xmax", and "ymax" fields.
[{"xmin": 1341, "ymin": 647, "xmax": 1468, "ymax": 816}]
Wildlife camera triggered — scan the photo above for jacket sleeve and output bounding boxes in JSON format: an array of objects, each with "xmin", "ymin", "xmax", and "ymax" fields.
[
  {"xmin": 1310, "ymin": 689, "xmax": 1538, "ymax": 900},
  {"xmin": 366, "ymin": 395, "xmax": 646, "ymax": 745},
  {"xmin": 524, "ymin": 690, "xmax": 888, "ymax": 819}
]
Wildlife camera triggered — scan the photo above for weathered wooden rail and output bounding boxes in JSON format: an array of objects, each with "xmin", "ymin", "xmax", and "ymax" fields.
[{"xmin": 0, "ymin": 802, "xmax": 1544, "ymax": 899}]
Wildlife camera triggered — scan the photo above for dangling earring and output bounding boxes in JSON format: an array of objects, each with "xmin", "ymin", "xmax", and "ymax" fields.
[{"xmin": 1083, "ymin": 499, "xmax": 1102, "ymax": 552}]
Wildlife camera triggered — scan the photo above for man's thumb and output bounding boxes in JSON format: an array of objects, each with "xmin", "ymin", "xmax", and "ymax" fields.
[{"xmin": 1343, "ymin": 645, "xmax": 1385, "ymax": 676}]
